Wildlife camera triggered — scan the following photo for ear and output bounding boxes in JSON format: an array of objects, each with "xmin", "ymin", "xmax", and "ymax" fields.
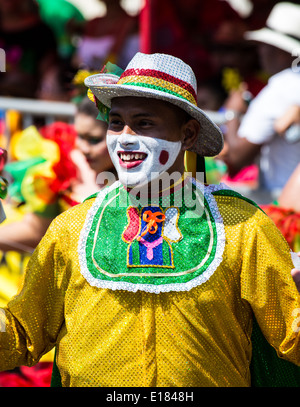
[{"xmin": 181, "ymin": 119, "xmax": 200, "ymax": 151}]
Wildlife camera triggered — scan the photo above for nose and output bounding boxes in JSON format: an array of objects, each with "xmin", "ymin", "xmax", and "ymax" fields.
[
  {"xmin": 118, "ymin": 129, "xmax": 139, "ymax": 149},
  {"xmin": 123, "ymin": 125, "xmax": 135, "ymax": 135},
  {"xmin": 77, "ymin": 138, "xmax": 91, "ymax": 155}
]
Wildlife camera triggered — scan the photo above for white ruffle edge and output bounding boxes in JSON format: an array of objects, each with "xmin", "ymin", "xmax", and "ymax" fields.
[{"xmin": 78, "ymin": 179, "xmax": 227, "ymax": 293}]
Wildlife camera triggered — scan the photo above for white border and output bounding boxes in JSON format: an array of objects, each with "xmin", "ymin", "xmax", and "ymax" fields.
[{"xmin": 78, "ymin": 179, "xmax": 226, "ymax": 293}]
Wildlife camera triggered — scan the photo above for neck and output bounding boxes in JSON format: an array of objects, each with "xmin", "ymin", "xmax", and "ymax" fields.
[{"xmin": 125, "ymin": 171, "xmax": 188, "ymax": 201}]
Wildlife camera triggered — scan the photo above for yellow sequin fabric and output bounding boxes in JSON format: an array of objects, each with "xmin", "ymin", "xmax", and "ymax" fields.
[{"xmin": 0, "ymin": 188, "xmax": 299, "ymax": 387}]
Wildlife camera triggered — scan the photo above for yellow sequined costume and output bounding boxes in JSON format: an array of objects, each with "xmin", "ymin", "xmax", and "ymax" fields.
[{"xmin": 0, "ymin": 179, "xmax": 299, "ymax": 387}]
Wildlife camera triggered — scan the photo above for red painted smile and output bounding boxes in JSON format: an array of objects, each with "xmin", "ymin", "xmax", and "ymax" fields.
[{"xmin": 118, "ymin": 151, "xmax": 148, "ymax": 169}]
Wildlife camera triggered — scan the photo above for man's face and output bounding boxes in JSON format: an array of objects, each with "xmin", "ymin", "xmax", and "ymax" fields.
[{"xmin": 107, "ymin": 97, "xmax": 188, "ymax": 187}]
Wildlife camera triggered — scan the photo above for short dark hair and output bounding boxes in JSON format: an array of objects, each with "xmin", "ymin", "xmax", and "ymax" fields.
[{"xmin": 77, "ymin": 96, "xmax": 99, "ymax": 118}]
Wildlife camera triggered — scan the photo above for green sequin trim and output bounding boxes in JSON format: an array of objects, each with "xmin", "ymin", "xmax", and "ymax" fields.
[
  {"xmin": 83, "ymin": 192, "xmax": 99, "ymax": 203},
  {"xmin": 122, "ymin": 81, "xmax": 191, "ymax": 104}
]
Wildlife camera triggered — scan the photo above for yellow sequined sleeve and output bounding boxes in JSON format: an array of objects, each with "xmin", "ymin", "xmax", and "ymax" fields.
[
  {"xmin": 0, "ymin": 216, "xmax": 68, "ymax": 371},
  {"xmin": 240, "ymin": 209, "xmax": 300, "ymax": 365}
]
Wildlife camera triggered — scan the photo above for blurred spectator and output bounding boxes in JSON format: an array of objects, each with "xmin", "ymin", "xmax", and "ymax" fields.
[
  {"xmin": 1, "ymin": 96, "xmax": 113, "ymax": 252},
  {"xmin": 35, "ymin": 0, "xmax": 86, "ymax": 98},
  {"xmin": 148, "ymin": 0, "xmax": 242, "ymax": 81},
  {"xmin": 220, "ymin": 2, "xmax": 300, "ymax": 204},
  {"xmin": 197, "ymin": 75, "xmax": 228, "ymax": 112},
  {"xmin": 0, "ymin": 0, "xmax": 63, "ymax": 100},
  {"xmin": 210, "ymin": 19, "xmax": 267, "ymax": 99},
  {"xmin": 36, "ymin": 0, "xmax": 85, "ymax": 61},
  {"xmin": 263, "ymin": 163, "xmax": 300, "ymax": 253},
  {"xmin": 257, "ymin": 100, "xmax": 300, "ymax": 253},
  {"xmin": 274, "ymin": 104, "xmax": 300, "ymax": 138},
  {"xmin": 274, "ymin": 105, "xmax": 300, "ymax": 213},
  {"xmin": 203, "ymin": 13, "xmax": 267, "ymax": 191},
  {"xmin": 0, "ymin": 96, "xmax": 114, "ymax": 386},
  {"xmin": 277, "ymin": 163, "xmax": 300, "ymax": 214},
  {"xmin": 244, "ymin": 0, "xmax": 282, "ymax": 30},
  {"xmin": 72, "ymin": 0, "xmax": 139, "ymax": 71}
]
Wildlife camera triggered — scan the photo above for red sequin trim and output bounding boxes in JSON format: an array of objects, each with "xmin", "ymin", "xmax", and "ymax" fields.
[
  {"xmin": 120, "ymin": 68, "xmax": 197, "ymax": 102},
  {"xmin": 122, "ymin": 207, "xmax": 140, "ymax": 242}
]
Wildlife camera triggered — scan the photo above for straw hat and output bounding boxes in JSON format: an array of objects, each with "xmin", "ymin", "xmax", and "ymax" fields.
[
  {"xmin": 245, "ymin": 2, "xmax": 300, "ymax": 54},
  {"xmin": 85, "ymin": 52, "xmax": 223, "ymax": 157}
]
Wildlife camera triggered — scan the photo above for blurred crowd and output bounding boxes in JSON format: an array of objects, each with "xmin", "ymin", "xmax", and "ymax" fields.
[
  {"xmin": 0, "ymin": 0, "xmax": 139, "ymax": 100},
  {"xmin": 0, "ymin": 0, "xmax": 288, "ymax": 100},
  {"xmin": 0, "ymin": 0, "xmax": 300, "ymax": 386}
]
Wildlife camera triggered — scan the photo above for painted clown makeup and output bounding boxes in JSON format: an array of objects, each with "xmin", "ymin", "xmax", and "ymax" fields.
[{"xmin": 106, "ymin": 133, "xmax": 182, "ymax": 187}]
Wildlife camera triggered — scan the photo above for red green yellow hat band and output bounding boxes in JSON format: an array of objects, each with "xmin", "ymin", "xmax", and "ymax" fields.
[{"xmin": 118, "ymin": 68, "xmax": 197, "ymax": 106}]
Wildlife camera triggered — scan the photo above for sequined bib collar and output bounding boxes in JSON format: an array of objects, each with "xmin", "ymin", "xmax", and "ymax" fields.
[{"xmin": 78, "ymin": 177, "xmax": 225, "ymax": 293}]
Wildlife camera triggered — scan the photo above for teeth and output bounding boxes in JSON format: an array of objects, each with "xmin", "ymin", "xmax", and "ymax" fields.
[{"xmin": 120, "ymin": 152, "xmax": 146, "ymax": 161}]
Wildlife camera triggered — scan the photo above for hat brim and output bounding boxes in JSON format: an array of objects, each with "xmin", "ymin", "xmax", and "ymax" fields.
[
  {"xmin": 245, "ymin": 27, "xmax": 300, "ymax": 54},
  {"xmin": 85, "ymin": 74, "xmax": 224, "ymax": 157}
]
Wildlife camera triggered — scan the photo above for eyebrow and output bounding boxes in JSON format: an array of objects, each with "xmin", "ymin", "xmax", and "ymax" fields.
[{"xmin": 109, "ymin": 110, "xmax": 156, "ymax": 119}]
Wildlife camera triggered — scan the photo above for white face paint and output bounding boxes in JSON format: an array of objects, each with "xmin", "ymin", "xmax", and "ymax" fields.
[{"xmin": 106, "ymin": 133, "xmax": 182, "ymax": 187}]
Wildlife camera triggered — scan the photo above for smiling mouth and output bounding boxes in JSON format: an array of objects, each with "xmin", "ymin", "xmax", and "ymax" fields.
[{"xmin": 118, "ymin": 151, "xmax": 147, "ymax": 169}]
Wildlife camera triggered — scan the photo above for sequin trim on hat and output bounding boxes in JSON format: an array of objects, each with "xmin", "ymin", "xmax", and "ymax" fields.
[
  {"xmin": 85, "ymin": 53, "xmax": 224, "ymax": 157},
  {"xmin": 118, "ymin": 68, "xmax": 197, "ymax": 105}
]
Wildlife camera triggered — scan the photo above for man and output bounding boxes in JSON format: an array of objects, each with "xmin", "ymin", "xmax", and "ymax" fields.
[
  {"xmin": 221, "ymin": 2, "xmax": 300, "ymax": 204},
  {"xmin": 0, "ymin": 52, "xmax": 299, "ymax": 387}
]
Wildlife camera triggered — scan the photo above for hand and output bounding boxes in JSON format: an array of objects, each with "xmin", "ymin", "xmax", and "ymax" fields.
[
  {"xmin": 69, "ymin": 149, "xmax": 100, "ymax": 202},
  {"xmin": 224, "ymin": 82, "xmax": 250, "ymax": 115},
  {"xmin": 274, "ymin": 105, "xmax": 300, "ymax": 134},
  {"xmin": 291, "ymin": 252, "xmax": 300, "ymax": 294},
  {"xmin": 70, "ymin": 149, "xmax": 96, "ymax": 184},
  {"xmin": 215, "ymin": 141, "xmax": 229, "ymax": 161}
]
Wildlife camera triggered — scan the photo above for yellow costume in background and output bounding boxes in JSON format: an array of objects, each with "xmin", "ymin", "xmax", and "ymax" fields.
[
  {"xmin": 0, "ymin": 122, "xmax": 78, "ymax": 385},
  {"xmin": 0, "ymin": 180, "xmax": 299, "ymax": 387}
]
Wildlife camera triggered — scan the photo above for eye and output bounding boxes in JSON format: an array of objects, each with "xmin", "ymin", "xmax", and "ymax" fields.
[
  {"xmin": 108, "ymin": 117, "xmax": 124, "ymax": 131},
  {"xmin": 87, "ymin": 137, "xmax": 103, "ymax": 145},
  {"xmin": 140, "ymin": 120, "xmax": 152, "ymax": 126},
  {"xmin": 138, "ymin": 119, "xmax": 155, "ymax": 129},
  {"xmin": 78, "ymin": 134, "xmax": 104, "ymax": 145}
]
